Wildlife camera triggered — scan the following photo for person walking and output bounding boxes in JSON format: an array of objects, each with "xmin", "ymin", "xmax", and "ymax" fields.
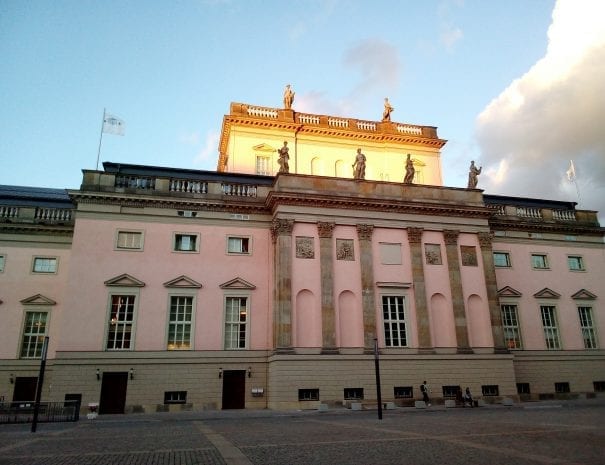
[{"xmin": 421, "ymin": 381, "xmax": 431, "ymax": 406}]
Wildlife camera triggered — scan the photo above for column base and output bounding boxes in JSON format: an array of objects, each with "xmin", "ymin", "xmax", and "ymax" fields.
[
  {"xmin": 273, "ymin": 347, "xmax": 295, "ymax": 355},
  {"xmin": 417, "ymin": 347, "xmax": 436, "ymax": 355},
  {"xmin": 456, "ymin": 347, "xmax": 474, "ymax": 354},
  {"xmin": 320, "ymin": 347, "xmax": 340, "ymax": 355}
]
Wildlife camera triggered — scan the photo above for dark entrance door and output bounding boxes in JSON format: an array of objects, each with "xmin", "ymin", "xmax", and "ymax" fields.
[
  {"xmin": 222, "ymin": 370, "xmax": 246, "ymax": 409},
  {"xmin": 99, "ymin": 372, "xmax": 128, "ymax": 414},
  {"xmin": 13, "ymin": 377, "xmax": 38, "ymax": 403}
]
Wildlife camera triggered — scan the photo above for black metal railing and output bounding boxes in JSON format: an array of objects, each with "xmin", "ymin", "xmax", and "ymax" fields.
[{"xmin": 0, "ymin": 401, "xmax": 80, "ymax": 424}]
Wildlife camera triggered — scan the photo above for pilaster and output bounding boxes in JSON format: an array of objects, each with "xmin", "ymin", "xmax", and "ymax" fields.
[
  {"xmin": 271, "ymin": 218, "xmax": 295, "ymax": 352},
  {"xmin": 408, "ymin": 227, "xmax": 433, "ymax": 352},
  {"xmin": 317, "ymin": 222, "xmax": 338, "ymax": 353},
  {"xmin": 357, "ymin": 224, "xmax": 377, "ymax": 353}
]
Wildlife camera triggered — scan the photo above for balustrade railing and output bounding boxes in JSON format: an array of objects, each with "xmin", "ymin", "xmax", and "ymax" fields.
[
  {"xmin": 115, "ymin": 175, "xmax": 156, "ymax": 190},
  {"xmin": 35, "ymin": 208, "xmax": 72, "ymax": 222},
  {"xmin": 247, "ymin": 106, "xmax": 278, "ymax": 119},
  {"xmin": 356, "ymin": 121, "xmax": 376, "ymax": 131},
  {"xmin": 0, "ymin": 206, "xmax": 19, "ymax": 219},
  {"xmin": 169, "ymin": 179, "xmax": 208, "ymax": 194},
  {"xmin": 488, "ymin": 204, "xmax": 506, "ymax": 216},
  {"xmin": 516, "ymin": 207, "xmax": 542, "ymax": 219},
  {"xmin": 298, "ymin": 114, "xmax": 320, "ymax": 124},
  {"xmin": 397, "ymin": 124, "xmax": 423, "ymax": 135},
  {"xmin": 222, "ymin": 183, "xmax": 257, "ymax": 197},
  {"xmin": 328, "ymin": 118, "xmax": 349, "ymax": 128},
  {"xmin": 553, "ymin": 210, "xmax": 576, "ymax": 221}
]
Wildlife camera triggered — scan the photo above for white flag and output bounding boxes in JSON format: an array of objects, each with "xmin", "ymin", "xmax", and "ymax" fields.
[
  {"xmin": 103, "ymin": 113, "xmax": 125, "ymax": 136},
  {"xmin": 566, "ymin": 160, "xmax": 576, "ymax": 181}
]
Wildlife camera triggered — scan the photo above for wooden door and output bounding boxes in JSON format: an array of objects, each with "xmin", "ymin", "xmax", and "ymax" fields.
[
  {"xmin": 99, "ymin": 372, "xmax": 128, "ymax": 414},
  {"xmin": 222, "ymin": 370, "xmax": 246, "ymax": 409}
]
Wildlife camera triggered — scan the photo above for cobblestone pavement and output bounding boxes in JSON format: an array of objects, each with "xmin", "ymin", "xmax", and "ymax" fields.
[{"xmin": 1, "ymin": 400, "xmax": 604, "ymax": 465}]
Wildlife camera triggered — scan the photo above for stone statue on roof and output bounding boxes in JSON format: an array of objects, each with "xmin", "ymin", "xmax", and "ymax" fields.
[
  {"xmin": 277, "ymin": 141, "xmax": 290, "ymax": 173},
  {"xmin": 352, "ymin": 148, "xmax": 366, "ymax": 180},
  {"xmin": 382, "ymin": 97, "xmax": 394, "ymax": 122},
  {"xmin": 467, "ymin": 160, "xmax": 482, "ymax": 189},
  {"xmin": 283, "ymin": 84, "xmax": 295, "ymax": 110},
  {"xmin": 404, "ymin": 154, "xmax": 415, "ymax": 184}
]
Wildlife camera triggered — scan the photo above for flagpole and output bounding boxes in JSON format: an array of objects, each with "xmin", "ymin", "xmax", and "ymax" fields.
[{"xmin": 96, "ymin": 108, "xmax": 106, "ymax": 171}]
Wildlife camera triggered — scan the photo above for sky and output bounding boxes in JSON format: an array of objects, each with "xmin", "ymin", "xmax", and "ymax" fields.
[{"xmin": 1, "ymin": 0, "xmax": 604, "ymax": 221}]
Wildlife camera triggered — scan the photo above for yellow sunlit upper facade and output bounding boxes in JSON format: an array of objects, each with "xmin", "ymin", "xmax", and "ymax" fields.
[{"xmin": 218, "ymin": 102, "xmax": 447, "ymax": 185}]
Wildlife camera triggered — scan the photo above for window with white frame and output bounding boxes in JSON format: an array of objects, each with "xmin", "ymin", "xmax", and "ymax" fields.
[
  {"xmin": 106, "ymin": 295, "xmax": 136, "ymax": 350},
  {"xmin": 382, "ymin": 295, "xmax": 407, "ymax": 347},
  {"xmin": 164, "ymin": 391, "xmax": 187, "ymax": 404},
  {"xmin": 578, "ymin": 306, "xmax": 598, "ymax": 349},
  {"xmin": 227, "ymin": 236, "xmax": 250, "ymax": 254},
  {"xmin": 116, "ymin": 230, "xmax": 143, "ymax": 250},
  {"xmin": 540, "ymin": 305, "xmax": 561, "ymax": 349},
  {"xmin": 20, "ymin": 311, "xmax": 48, "ymax": 358},
  {"xmin": 256, "ymin": 155, "xmax": 271, "ymax": 175},
  {"xmin": 224, "ymin": 296, "xmax": 248, "ymax": 349},
  {"xmin": 567, "ymin": 255, "xmax": 585, "ymax": 271},
  {"xmin": 174, "ymin": 233, "xmax": 199, "ymax": 252},
  {"xmin": 493, "ymin": 252, "xmax": 511, "ymax": 268},
  {"xmin": 32, "ymin": 257, "xmax": 57, "ymax": 273},
  {"xmin": 501, "ymin": 304, "xmax": 522, "ymax": 349},
  {"xmin": 531, "ymin": 254, "xmax": 549, "ymax": 269},
  {"xmin": 167, "ymin": 296, "xmax": 193, "ymax": 350}
]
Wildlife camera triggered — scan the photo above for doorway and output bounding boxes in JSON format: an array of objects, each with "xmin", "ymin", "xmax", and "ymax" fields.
[
  {"xmin": 99, "ymin": 372, "xmax": 128, "ymax": 414},
  {"xmin": 222, "ymin": 370, "xmax": 246, "ymax": 409},
  {"xmin": 12, "ymin": 377, "xmax": 38, "ymax": 403}
]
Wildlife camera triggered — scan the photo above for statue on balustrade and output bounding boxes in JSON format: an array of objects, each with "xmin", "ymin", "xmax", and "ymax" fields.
[
  {"xmin": 283, "ymin": 84, "xmax": 295, "ymax": 110},
  {"xmin": 277, "ymin": 141, "xmax": 290, "ymax": 173},
  {"xmin": 382, "ymin": 97, "xmax": 394, "ymax": 122},
  {"xmin": 404, "ymin": 153, "xmax": 415, "ymax": 184},
  {"xmin": 467, "ymin": 160, "xmax": 482, "ymax": 189},
  {"xmin": 352, "ymin": 148, "xmax": 366, "ymax": 180}
]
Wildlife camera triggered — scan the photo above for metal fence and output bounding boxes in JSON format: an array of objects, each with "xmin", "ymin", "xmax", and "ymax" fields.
[{"xmin": 0, "ymin": 401, "xmax": 80, "ymax": 424}]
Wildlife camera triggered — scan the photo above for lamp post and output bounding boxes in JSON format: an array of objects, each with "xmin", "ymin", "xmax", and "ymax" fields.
[
  {"xmin": 374, "ymin": 338, "xmax": 383, "ymax": 420},
  {"xmin": 31, "ymin": 336, "xmax": 49, "ymax": 433}
]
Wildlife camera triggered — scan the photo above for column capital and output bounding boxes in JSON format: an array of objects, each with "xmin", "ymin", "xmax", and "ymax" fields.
[
  {"xmin": 478, "ymin": 231, "xmax": 494, "ymax": 250},
  {"xmin": 317, "ymin": 221, "xmax": 335, "ymax": 239},
  {"xmin": 271, "ymin": 218, "xmax": 294, "ymax": 242},
  {"xmin": 407, "ymin": 227, "xmax": 423, "ymax": 244},
  {"xmin": 356, "ymin": 224, "xmax": 374, "ymax": 241},
  {"xmin": 443, "ymin": 229, "xmax": 460, "ymax": 245}
]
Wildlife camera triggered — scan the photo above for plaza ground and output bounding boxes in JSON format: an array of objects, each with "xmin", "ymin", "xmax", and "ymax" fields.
[{"xmin": 1, "ymin": 399, "xmax": 604, "ymax": 465}]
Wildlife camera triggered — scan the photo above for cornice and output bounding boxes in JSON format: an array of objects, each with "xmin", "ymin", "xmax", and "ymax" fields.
[
  {"xmin": 489, "ymin": 218, "xmax": 605, "ymax": 236},
  {"xmin": 0, "ymin": 223, "xmax": 74, "ymax": 236},
  {"xmin": 266, "ymin": 192, "xmax": 491, "ymax": 220}
]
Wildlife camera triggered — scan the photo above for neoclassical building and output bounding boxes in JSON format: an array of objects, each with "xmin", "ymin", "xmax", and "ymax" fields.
[{"xmin": 1, "ymin": 100, "xmax": 603, "ymax": 413}]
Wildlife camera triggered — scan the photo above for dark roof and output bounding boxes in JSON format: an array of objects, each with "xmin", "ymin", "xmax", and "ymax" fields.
[
  {"xmin": 0, "ymin": 185, "xmax": 73, "ymax": 208},
  {"xmin": 483, "ymin": 194, "xmax": 577, "ymax": 210},
  {"xmin": 102, "ymin": 162, "xmax": 275, "ymax": 185}
]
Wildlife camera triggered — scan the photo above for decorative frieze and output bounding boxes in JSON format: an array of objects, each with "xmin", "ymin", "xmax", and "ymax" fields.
[
  {"xmin": 460, "ymin": 246, "xmax": 478, "ymax": 266},
  {"xmin": 443, "ymin": 229, "xmax": 459, "ymax": 245},
  {"xmin": 336, "ymin": 239, "xmax": 355, "ymax": 261},
  {"xmin": 296, "ymin": 236, "xmax": 315, "ymax": 259},
  {"xmin": 317, "ymin": 222, "xmax": 335, "ymax": 238},
  {"xmin": 424, "ymin": 243, "xmax": 442, "ymax": 265},
  {"xmin": 271, "ymin": 219, "xmax": 294, "ymax": 243},
  {"xmin": 356, "ymin": 224, "xmax": 374, "ymax": 241}
]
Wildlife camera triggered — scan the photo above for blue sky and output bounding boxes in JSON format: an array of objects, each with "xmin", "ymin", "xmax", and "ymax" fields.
[{"xmin": 1, "ymin": 0, "xmax": 603, "ymax": 218}]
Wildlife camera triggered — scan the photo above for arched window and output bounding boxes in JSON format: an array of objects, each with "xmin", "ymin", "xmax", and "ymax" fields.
[{"xmin": 311, "ymin": 157, "xmax": 323, "ymax": 175}]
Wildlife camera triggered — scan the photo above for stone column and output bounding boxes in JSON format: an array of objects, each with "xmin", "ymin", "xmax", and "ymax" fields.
[
  {"xmin": 443, "ymin": 229, "xmax": 473, "ymax": 353},
  {"xmin": 318, "ymin": 222, "xmax": 337, "ymax": 353},
  {"xmin": 271, "ymin": 219, "xmax": 295, "ymax": 352},
  {"xmin": 408, "ymin": 228, "xmax": 433, "ymax": 352},
  {"xmin": 478, "ymin": 232, "xmax": 508, "ymax": 353},
  {"xmin": 357, "ymin": 224, "xmax": 377, "ymax": 353}
]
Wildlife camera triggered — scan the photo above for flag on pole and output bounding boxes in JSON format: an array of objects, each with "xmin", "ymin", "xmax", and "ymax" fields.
[
  {"xmin": 566, "ymin": 160, "xmax": 576, "ymax": 182},
  {"xmin": 102, "ymin": 113, "xmax": 125, "ymax": 136}
]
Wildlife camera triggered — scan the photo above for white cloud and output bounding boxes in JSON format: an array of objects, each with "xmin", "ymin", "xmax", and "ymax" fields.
[
  {"xmin": 343, "ymin": 38, "xmax": 401, "ymax": 96},
  {"xmin": 193, "ymin": 130, "xmax": 220, "ymax": 168},
  {"xmin": 476, "ymin": 0, "xmax": 605, "ymax": 220},
  {"xmin": 437, "ymin": 0, "xmax": 464, "ymax": 51}
]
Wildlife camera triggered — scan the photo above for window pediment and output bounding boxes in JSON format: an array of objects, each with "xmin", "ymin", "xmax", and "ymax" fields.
[
  {"xmin": 219, "ymin": 277, "xmax": 256, "ymax": 290},
  {"xmin": 20, "ymin": 294, "xmax": 57, "ymax": 305},
  {"xmin": 253, "ymin": 143, "xmax": 276, "ymax": 153},
  {"xmin": 533, "ymin": 288, "xmax": 560, "ymax": 299},
  {"xmin": 163, "ymin": 275, "xmax": 203, "ymax": 288},
  {"xmin": 571, "ymin": 289, "xmax": 597, "ymax": 300},
  {"xmin": 104, "ymin": 273, "xmax": 146, "ymax": 287},
  {"xmin": 497, "ymin": 286, "xmax": 522, "ymax": 297}
]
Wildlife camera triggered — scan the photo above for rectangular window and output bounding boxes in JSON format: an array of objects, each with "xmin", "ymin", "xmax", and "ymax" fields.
[
  {"xmin": 394, "ymin": 386, "xmax": 414, "ymax": 399},
  {"xmin": 21, "ymin": 312, "xmax": 48, "ymax": 358},
  {"xmin": 107, "ymin": 295, "xmax": 135, "ymax": 350},
  {"xmin": 227, "ymin": 236, "xmax": 250, "ymax": 254},
  {"xmin": 116, "ymin": 231, "xmax": 143, "ymax": 250},
  {"xmin": 382, "ymin": 296, "xmax": 407, "ymax": 347},
  {"xmin": 174, "ymin": 233, "xmax": 199, "ymax": 252},
  {"xmin": 594, "ymin": 381, "xmax": 605, "ymax": 392},
  {"xmin": 164, "ymin": 391, "xmax": 187, "ymax": 404},
  {"xmin": 540, "ymin": 305, "xmax": 561, "ymax": 350},
  {"xmin": 482, "ymin": 385, "xmax": 500, "ymax": 396},
  {"xmin": 224, "ymin": 297, "xmax": 247, "ymax": 349},
  {"xmin": 442, "ymin": 385, "xmax": 460, "ymax": 399},
  {"xmin": 298, "ymin": 389, "xmax": 319, "ymax": 401},
  {"xmin": 380, "ymin": 243, "xmax": 402, "ymax": 265},
  {"xmin": 0, "ymin": 254, "xmax": 5, "ymax": 272},
  {"xmin": 555, "ymin": 382, "xmax": 570, "ymax": 393},
  {"xmin": 531, "ymin": 254, "xmax": 549, "ymax": 269},
  {"xmin": 256, "ymin": 155, "xmax": 270, "ymax": 175},
  {"xmin": 344, "ymin": 388, "xmax": 364, "ymax": 400},
  {"xmin": 493, "ymin": 252, "xmax": 511, "ymax": 267},
  {"xmin": 501, "ymin": 304, "xmax": 522, "ymax": 349},
  {"xmin": 516, "ymin": 383, "xmax": 530, "ymax": 394},
  {"xmin": 578, "ymin": 306, "xmax": 598, "ymax": 349},
  {"xmin": 567, "ymin": 256, "xmax": 584, "ymax": 271},
  {"xmin": 167, "ymin": 296, "xmax": 193, "ymax": 350},
  {"xmin": 32, "ymin": 257, "xmax": 57, "ymax": 273}
]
